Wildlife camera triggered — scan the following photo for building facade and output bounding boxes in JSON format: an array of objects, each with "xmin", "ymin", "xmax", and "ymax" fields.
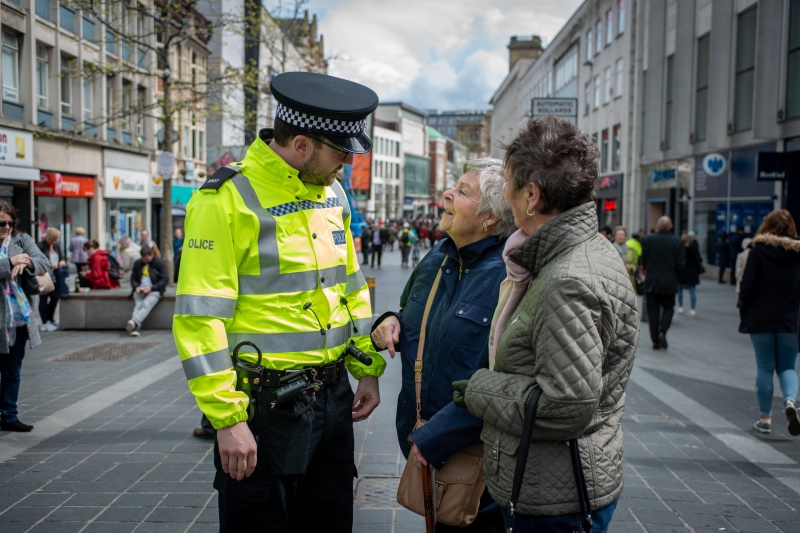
[
  {"xmin": 0, "ymin": 0, "xmax": 207, "ymax": 253},
  {"xmin": 368, "ymin": 123, "xmax": 402, "ymax": 221},
  {"xmin": 427, "ymin": 109, "xmax": 492, "ymax": 158},
  {"xmin": 374, "ymin": 102, "xmax": 429, "ymax": 219}
]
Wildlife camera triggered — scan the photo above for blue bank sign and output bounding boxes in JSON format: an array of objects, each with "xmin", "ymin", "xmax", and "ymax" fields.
[
  {"xmin": 652, "ymin": 168, "xmax": 675, "ymax": 183},
  {"xmin": 702, "ymin": 153, "xmax": 727, "ymax": 177}
]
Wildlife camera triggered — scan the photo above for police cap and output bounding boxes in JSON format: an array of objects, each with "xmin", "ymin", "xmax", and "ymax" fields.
[{"xmin": 270, "ymin": 72, "xmax": 379, "ymax": 154}]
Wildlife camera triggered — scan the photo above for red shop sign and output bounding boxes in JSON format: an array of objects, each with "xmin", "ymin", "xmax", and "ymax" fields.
[{"xmin": 36, "ymin": 173, "xmax": 95, "ymax": 198}]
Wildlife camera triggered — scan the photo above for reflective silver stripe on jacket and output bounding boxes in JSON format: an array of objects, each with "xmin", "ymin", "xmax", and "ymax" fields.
[
  {"xmin": 330, "ymin": 180, "xmax": 351, "ymax": 221},
  {"xmin": 238, "ymin": 266, "xmax": 348, "ymax": 295},
  {"xmin": 226, "ymin": 317, "xmax": 373, "ymax": 356},
  {"xmin": 345, "ymin": 270, "xmax": 367, "ymax": 293},
  {"xmin": 175, "ymin": 295, "xmax": 237, "ymax": 318},
  {"xmin": 231, "ymin": 174, "xmax": 279, "ymax": 277},
  {"xmin": 182, "ymin": 348, "xmax": 232, "ymax": 380}
]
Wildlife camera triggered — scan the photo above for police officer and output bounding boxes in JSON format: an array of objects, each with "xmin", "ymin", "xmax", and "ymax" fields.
[{"xmin": 173, "ymin": 72, "xmax": 386, "ymax": 532}]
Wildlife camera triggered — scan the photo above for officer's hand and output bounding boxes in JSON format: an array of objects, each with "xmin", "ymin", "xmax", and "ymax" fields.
[
  {"xmin": 217, "ymin": 422, "xmax": 257, "ymax": 481},
  {"xmin": 452, "ymin": 380, "xmax": 469, "ymax": 409},
  {"xmin": 352, "ymin": 375, "xmax": 380, "ymax": 422},
  {"xmin": 371, "ymin": 315, "xmax": 401, "ymax": 358}
]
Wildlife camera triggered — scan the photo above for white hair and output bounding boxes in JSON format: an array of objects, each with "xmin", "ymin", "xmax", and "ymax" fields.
[{"xmin": 464, "ymin": 157, "xmax": 516, "ymax": 239}]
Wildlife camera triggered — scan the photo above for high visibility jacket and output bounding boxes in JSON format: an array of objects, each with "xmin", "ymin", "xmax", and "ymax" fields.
[{"xmin": 173, "ymin": 130, "xmax": 386, "ymax": 430}]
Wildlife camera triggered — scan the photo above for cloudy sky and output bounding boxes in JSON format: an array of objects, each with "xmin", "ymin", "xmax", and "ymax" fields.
[{"xmin": 302, "ymin": 0, "xmax": 582, "ymax": 111}]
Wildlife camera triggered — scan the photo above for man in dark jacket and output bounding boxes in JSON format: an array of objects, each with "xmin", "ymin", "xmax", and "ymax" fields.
[
  {"xmin": 729, "ymin": 226, "xmax": 745, "ymax": 286},
  {"xmin": 716, "ymin": 233, "xmax": 730, "ymax": 283},
  {"xmin": 642, "ymin": 216, "xmax": 686, "ymax": 349},
  {"xmin": 125, "ymin": 244, "xmax": 168, "ymax": 337}
]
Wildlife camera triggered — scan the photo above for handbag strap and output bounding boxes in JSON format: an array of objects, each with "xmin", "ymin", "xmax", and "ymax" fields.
[
  {"xmin": 414, "ymin": 257, "xmax": 448, "ymax": 423},
  {"xmin": 507, "ymin": 388, "xmax": 593, "ymax": 533}
]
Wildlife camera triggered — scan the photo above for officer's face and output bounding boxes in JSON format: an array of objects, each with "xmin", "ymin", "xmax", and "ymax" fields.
[{"xmin": 300, "ymin": 141, "xmax": 352, "ymax": 186}]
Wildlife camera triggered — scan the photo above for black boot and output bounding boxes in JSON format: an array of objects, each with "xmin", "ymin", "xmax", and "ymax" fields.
[{"xmin": 1, "ymin": 420, "xmax": 33, "ymax": 432}]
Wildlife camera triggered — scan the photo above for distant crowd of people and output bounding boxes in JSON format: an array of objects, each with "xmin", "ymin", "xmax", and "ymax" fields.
[{"xmin": 359, "ymin": 216, "xmax": 448, "ymax": 268}]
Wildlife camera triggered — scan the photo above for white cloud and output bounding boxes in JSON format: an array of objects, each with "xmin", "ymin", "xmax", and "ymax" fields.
[{"xmin": 306, "ymin": 0, "xmax": 582, "ymax": 109}]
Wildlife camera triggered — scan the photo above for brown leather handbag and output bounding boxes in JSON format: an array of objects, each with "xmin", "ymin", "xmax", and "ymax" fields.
[{"xmin": 396, "ymin": 258, "xmax": 486, "ymax": 527}]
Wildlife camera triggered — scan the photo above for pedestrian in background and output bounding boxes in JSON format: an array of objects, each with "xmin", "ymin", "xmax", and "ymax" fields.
[
  {"xmin": 79, "ymin": 240, "xmax": 119, "ymax": 290},
  {"xmin": 730, "ymin": 226, "xmax": 745, "ymax": 286},
  {"xmin": 457, "ymin": 117, "xmax": 639, "ymax": 533},
  {"xmin": 371, "ymin": 223, "xmax": 386, "ymax": 268},
  {"xmin": 387, "ymin": 223, "xmax": 398, "ymax": 252},
  {"xmin": 677, "ymin": 231, "xmax": 702, "ymax": 316},
  {"xmin": 118, "ymin": 236, "xmax": 141, "ymax": 279},
  {"xmin": 69, "ymin": 226, "xmax": 88, "ymax": 274},
  {"xmin": 735, "ymin": 237, "xmax": 753, "ymax": 293},
  {"xmin": 398, "ymin": 222, "xmax": 413, "ymax": 267},
  {"xmin": 173, "ymin": 228, "xmax": 184, "ymax": 283},
  {"xmin": 613, "ymin": 227, "xmax": 638, "ymax": 293},
  {"xmin": 372, "ymin": 158, "xmax": 515, "ymax": 532},
  {"xmin": 641, "ymin": 216, "xmax": 685, "ymax": 350},
  {"xmin": 37, "ymin": 228, "xmax": 66, "ymax": 332},
  {"xmin": 0, "ymin": 200, "xmax": 49, "ymax": 432},
  {"xmin": 716, "ymin": 233, "xmax": 730, "ymax": 283},
  {"xmin": 361, "ymin": 224, "xmax": 372, "ymax": 265},
  {"xmin": 738, "ymin": 210, "xmax": 800, "ymax": 436},
  {"xmin": 126, "ymin": 245, "xmax": 168, "ymax": 337},
  {"xmin": 139, "ymin": 229, "xmax": 161, "ymax": 257},
  {"xmin": 626, "ymin": 232, "xmax": 643, "ymax": 295},
  {"xmin": 601, "ymin": 226, "xmax": 614, "ymax": 241}
]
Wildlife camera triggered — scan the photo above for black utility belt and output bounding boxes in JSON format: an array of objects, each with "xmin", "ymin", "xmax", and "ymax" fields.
[{"xmin": 259, "ymin": 358, "xmax": 345, "ymax": 389}]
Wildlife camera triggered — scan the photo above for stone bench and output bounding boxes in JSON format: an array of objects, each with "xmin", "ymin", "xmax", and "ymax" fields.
[{"xmin": 59, "ymin": 284, "xmax": 175, "ymax": 330}]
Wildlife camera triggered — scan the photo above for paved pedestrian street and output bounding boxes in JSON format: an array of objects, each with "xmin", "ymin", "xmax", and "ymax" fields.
[{"xmin": 2, "ymin": 248, "xmax": 800, "ymax": 532}]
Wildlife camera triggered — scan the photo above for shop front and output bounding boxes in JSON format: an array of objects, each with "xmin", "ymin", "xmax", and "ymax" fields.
[
  {"xmin": 0, "ymin": 127, "xmax": 39, "ymax": 234},
  {"xmin": 595, "ymin": 174, "xmax": 623, "ymax": 230},
  {"xmin": 692, "ymin": 145, "xmax": 778, "ymax": 266},
  {"xmin": 34, "ymin": 173, "xmax": 95, "ymax": 251},
  {"xmin": 641, "ymin": 158, "xmax": 692, "ymax": 236},
  {"xmin": 104, "ymin": 167, "xmax": 149, "ymax": 256},
  {"xmin": 170, "ymin": 182, "xmax": 199, "ymax": 232}
]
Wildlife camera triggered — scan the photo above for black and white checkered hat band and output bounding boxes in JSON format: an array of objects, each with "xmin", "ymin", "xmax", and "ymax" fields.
[{"xmin": 276, "ymin": 102, "xmax": 367, "ymax": 136}]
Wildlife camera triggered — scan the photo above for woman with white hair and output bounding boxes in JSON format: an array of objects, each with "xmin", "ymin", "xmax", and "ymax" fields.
[
  {"xmin": 677, "ymin": 231, "xmax": 702, "ymax": 316},
  {"xmin": 371, "ymin": 158, "xmax": 515, "ymax": 532}
]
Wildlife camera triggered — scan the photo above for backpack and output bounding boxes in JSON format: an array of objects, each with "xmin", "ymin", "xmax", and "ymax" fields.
[
  {"xmin": 107, "ymin": 254, "xmax": 122, "ymax": 280},
  {"xmin": 400, "ymin": 230, "xmax": 410, "ymax": 244}
]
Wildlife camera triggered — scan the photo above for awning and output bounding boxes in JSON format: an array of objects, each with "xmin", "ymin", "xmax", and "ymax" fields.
[{"xmin": 0, "ymin": 165, "xmax": 40, "ymax": 182}]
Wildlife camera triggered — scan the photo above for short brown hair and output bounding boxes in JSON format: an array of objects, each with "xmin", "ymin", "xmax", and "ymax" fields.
[
  {"xmin": 757, "ymin": 209, "xmax": 798, "ymax": 238},
  {"xmin": 141, "ymin": 244, "xmax": 154, "ymax": 256},
  {"xmin": 272, "ymin": 117, "xmax": 321, "ymax": 148},
  {"xmin": 503, "ymin": 116, "xmax": 599, "ymax": 214},
  {"xmin": 613, "ymin": 226, "xmax": 627, "ymax": 237},
  {"xmin": 83, "ymin": 239, "xmax": 99, "ymax": 251},
  {"xmin": 0, "ymin": 200, "xmax": 19, "ymax": 235}
]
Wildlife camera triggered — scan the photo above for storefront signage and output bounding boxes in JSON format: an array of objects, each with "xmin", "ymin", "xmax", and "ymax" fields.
[
  {"xmin": 702, "ymin": 153, "xmax": 727, "ymax": 177},
  {"xmin": 597, "ymin": 176, "xmax": 617, "ymax": 190},
  {"xmin": 35, "ymin": 173, "xmax": 95, "ymax": 197},
  {"xmin": 652, "ymin": 168, "xmax": 676, "ymax": 183},
  {"xmin": 603, "ymin": 199, "xmax": 617, "ymax": 211},
  {"xmin": 531, "ymin": 98, "xmax": 578, "ymax": 125},
  {"xmin": 756, "ymin": 152, "xmax": 800, "ymax": 181},
  {"xmin": 157, "ymin": 152, "xmax": 175, "ymax": 180},
  {"xmin": 150, "ymin": 175, "xmax": 164, "ymax": 198},
  {"xmin": 404, "ymin": 197, "xmax": 413, "ymax": 205},
  {"xmin": 104, "ymin": 167, "xmax": 149, "ymax": 199},
  {"xmin": 0, "ymin": 127, "xmax": 33, "ymax": 168}
]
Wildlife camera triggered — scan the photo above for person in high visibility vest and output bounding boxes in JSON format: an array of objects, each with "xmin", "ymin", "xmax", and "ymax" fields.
[{"xmin": 173, "ymin": 72, "xmax": 386, "ymax": 532}]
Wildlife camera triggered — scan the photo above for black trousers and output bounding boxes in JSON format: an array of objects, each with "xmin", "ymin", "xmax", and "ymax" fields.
[
  {"xmin": 646, "ymin": 292, "xmax": 675, "ymax": 344},
  {"xmin": 214, "ymin": 377, "xmax": 355, "ymax": 533},
  {"xmin": 436, "ymin": 510, "xmax": 505, "ymax": 532},
  {"xmin": 38, "ymin": 291, "xmax": 59, "ymax": 323},
  {"xmin": 371, "ymin": 244, "xmax": 383, "ymax": 267},
  {"xmin": 400, "ymin": 245, "xmax": 411, "ymax": 265}
]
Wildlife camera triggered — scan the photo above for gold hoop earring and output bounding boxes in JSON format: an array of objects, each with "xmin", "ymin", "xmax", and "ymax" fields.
[{"xmin": 526, "ymin": 208, "xmax": 536, "ymax": 217}]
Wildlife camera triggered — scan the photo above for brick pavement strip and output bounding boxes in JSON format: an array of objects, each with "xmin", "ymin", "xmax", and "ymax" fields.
[{"xmin": 1, "ymin": 260, "xmax": 800, "ymax": 531}]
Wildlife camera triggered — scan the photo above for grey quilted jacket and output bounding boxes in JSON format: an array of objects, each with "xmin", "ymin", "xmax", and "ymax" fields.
[{"xmin": 465, "ymin": 201, "xmax": 639, "ymax": 516}]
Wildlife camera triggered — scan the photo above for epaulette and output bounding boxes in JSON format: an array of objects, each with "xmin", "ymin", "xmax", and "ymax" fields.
[{"xmin": 201, "ymin": 164, "xmax": 241, "ymax": 190}]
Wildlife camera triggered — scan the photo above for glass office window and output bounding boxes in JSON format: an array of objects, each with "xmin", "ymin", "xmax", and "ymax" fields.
[
  {"xmin": 734, "ymin": 6, "xmax": 757, "ymax": 131},
  {"xmin": 695, "ymin": 34, "xmax": 710, "ymax": 140}
]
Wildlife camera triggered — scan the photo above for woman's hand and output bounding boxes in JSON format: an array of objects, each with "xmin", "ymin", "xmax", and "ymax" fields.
[
  {"xmin": 411, "ymin": 444, "xmax": 428, "ymax": 467},
  {"xmin": 371, "ymin": 315, "xmax": 401, "ymax": 358},
  {"xmin": 50, "ymin": 263, "xmax": 58, "ymax": 270},
  {"xmin": 58, "ymin": 260, "xmax": 66, "ymax": 268},
  {"xmin": 10, "ymin": 263, "xmax": 27, "ymax": 279},
  {"xmin": 10, "ymin": 253, "xmax": 31, "ymax": 269}
]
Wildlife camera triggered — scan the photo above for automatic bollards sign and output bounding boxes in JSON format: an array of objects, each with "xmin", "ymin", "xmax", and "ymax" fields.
[{"xmin": 756, "ymin": 152, "xmax": 800, "ymax": 181}]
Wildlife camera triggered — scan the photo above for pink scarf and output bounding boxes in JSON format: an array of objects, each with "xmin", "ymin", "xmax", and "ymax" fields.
[{"xmin": 489, "ymin": 229, "xmax": 533, "ymax": 368}]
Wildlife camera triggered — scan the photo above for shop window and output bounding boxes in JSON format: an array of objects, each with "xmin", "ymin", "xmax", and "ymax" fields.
[
  {"xmin": 61, "ymin": 55, "xmax": 74, "ymax": 116},
  {"xmin": 612, "ymin": 124, "xmax": 621, "ymax": 171},
  {"xmin": 595, "ymin": 21, "xmax": 602, "ymax": 55},
  {"xmin": 554, "ymin": 44, "xmax": 578, "ymax": 98},
  {"xmin": 615, "ymin": 58, "xmax": 624, "ymax": 99},
  {"xmin": 618, "ymin": 0, "xmax": 625, "ymax": 35},
  {"xmin": 606, "ymin": 10, "xmax": 613, "ymax": 45},
  {"xmin": 36, "ymin": 44, "xmax": 48, "ymax": 109},
  {"xmin": 198, "ymin": 131, "xmax": 204, "ymax": 162},
  {"xmin": 601, "ymin": 129, "xmax": 609, "ymax": 172},
  {"xmin": 83, "ymin": 70, "xmax": 93, "ymax": 121},
  {"xmin": 734, "ymin": 6, "xmax": 757, "ymax": 132},
  {"xmin": 695, "ymin": 34, "xmax": 710, "ymax": 141},
  {"xmin": 593, "ymin": 75, "xmax": 600, "ymax": 109},
  {"xmin": 2, "ymin": 31, "xmax": 20, "ymax": 103},
  {"xmin": 787, "ymin": 0, "xmax": 800, "ymax": 119},
  {"xmin": 121, "ymin": 80, "xmax": 132, "ymax": 130},
  {"xmin": 604, "ymin": 67, "xmax": 612, "ymax": 103},
  {"xmin": 664, "ymin": 55, "xmax": 674, "ymax": 149},
  {"xmin": 586, "ymin": 30, "xmax": 593, "ymax": 61}
]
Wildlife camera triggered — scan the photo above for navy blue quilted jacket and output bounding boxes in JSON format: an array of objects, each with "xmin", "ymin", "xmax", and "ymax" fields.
[{"xmin": 373, "ymin": 235, "xmax": 506, "ymax": 469}]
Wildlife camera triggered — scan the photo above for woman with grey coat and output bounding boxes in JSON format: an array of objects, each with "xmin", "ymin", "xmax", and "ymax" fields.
[
  {"xmin": 453, "ymin": 117, "xmax": 639, "ymax": 532},
  {"xmin": 0, "ymin": 201, "xmax": 49, "ymax": 432}
]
